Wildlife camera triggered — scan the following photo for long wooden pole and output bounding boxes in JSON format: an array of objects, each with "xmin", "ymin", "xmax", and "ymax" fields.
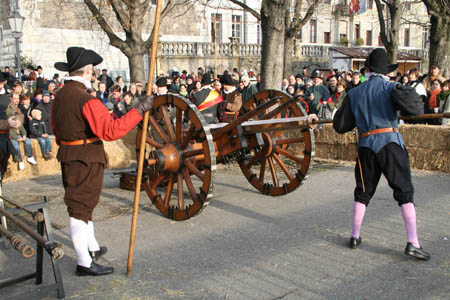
[{"xmin": 127, "ymin": 0, "xmax": 163, "ymax": 276}]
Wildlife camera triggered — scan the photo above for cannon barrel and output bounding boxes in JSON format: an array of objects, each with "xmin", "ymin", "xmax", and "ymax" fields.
[
  {"xmin": 0, "ymin": 206, "xmax": 63, "ymax": 259},
  {"xmin": 0, "ymin": 225, "xmax": 35, "ymax": 258}
]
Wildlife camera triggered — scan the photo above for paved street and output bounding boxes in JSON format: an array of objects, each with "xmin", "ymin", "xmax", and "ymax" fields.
[{"xmin": 1, "ymin": 162, "xmax": 449, "ymax": 300}]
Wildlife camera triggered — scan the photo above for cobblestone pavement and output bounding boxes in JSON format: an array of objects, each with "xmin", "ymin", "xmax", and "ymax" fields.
[{"xmin": 1, "ymin": 162, "xmax": 449, "ymax": 300}]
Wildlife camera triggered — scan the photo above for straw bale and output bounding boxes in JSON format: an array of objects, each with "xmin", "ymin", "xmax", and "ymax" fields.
[{"xmin": 104, "ymin": 139, "xmax": 132, "ymax": 169}]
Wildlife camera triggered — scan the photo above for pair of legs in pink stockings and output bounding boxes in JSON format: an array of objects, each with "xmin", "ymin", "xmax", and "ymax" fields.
[{"xmin": 351, "ymin": 201, "xmax": 419, "ymax": 248}]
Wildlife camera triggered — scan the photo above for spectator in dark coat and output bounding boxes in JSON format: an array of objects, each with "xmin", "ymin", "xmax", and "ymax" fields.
[
  {"xmin": 35, "ymin": 90, "xmax": 53, "ymax": 135},
  {"xmin": 29, "ymin": 109, "xmax": 53, "ymax": 160}
]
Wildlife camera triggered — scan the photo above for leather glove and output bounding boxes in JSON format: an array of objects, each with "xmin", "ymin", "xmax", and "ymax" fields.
[{"xmin": 136, "ymin": 95, "xmax": 154, "ymax": 115}]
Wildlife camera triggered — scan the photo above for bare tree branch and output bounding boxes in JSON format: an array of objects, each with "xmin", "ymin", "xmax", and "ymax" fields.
[
  {"xmin": 109, "ymin": 0, "xmax": 132, "ymax": 33},
  {"xmin": 228, "ymin": 0, "xmax": 261, "ymax": 20},
  {"xmin": 83, "ymin": 0, "xmax": 127, "ymax": 50}
]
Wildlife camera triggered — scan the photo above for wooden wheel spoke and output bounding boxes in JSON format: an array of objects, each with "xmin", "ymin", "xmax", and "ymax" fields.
[
  {"xmin": 175, "ymin": 107, "xmax": 183, "ymax": 144},
  {"xmin": 267, "ymin": 156, "xmax": 279, "ymax": 187},
  {"xmin": 182, "ymin": 168, "xmax": 197, "ymax": 201},
  {"xmin": 149, "ymin": 115, "xmax": 170, "ymax": 143},
  {"xmin": 181, "ymin": 124, "xmax": 195, "ymax": 149},
  {"xmin": 184, "ymin": 149, "xmax": 204, "ymax": 158},
  {"xmin": 146, "ymin": 137, "xmax": 163, "ymax": 149},
  {"xmin": 258, "ymin": 157, "xmax": 266, "ymax": 183},
  {"xmin": 163, "ymin": 175, "xmax": 175, "ymax": 207},
  {"xmin": 151, "ymin": 173, "xmax": 166, "ymax": 190},
  {"xmin": 184, "ymin": 159, "xmax": 204, "ymax": 180},
  {"xmin": 275, "ymin": 146, "xmax": 303, "ymax": 165},
  {"xmin": 161, "ymin": 106, "xmax": 176, "ymax": 142},
  {"xmin": 246, "ymin": 151, "xmax": 262, "ymax": 169},
  {"xmin": 273, "ymin": 153, "xmax": 294, "ymax": 181},
  {"xmin": 177, "ymin": 173, "xmax": 184, "ymax": 209}
]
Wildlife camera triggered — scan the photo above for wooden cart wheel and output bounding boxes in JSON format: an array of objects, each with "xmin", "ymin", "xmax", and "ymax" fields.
[
  {"xmin": 238, "ymin": 90, "xmax": 314, "ymax": 196},
  {"xmin": 143, "ymin": 94, "xmax": 216, "ymax": 220}
]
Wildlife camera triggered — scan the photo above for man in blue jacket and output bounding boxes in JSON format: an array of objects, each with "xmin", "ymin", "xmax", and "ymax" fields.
[{"xmin": 333, "ymin": 48, "xmax": 430, "ymax": 260}]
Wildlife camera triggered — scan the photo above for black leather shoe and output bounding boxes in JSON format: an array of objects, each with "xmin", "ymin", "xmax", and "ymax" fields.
[
  {"xmin": 89, "ymin": 246, "xmax": 108, "ymax": 260},
  {"xmin": 76, "ymin": 262, "xmax": 114, "ymax": 276},
  {"xmin": 405, "ymin": 243, "xmax": 431, "ymax": 261},
  {"xmin": 349, "ymin": 237, "xmax": 362, "ymax": 249}
]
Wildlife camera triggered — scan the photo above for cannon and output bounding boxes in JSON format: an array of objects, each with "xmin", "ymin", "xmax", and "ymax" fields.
[{"xmin": 136, "ymin": 90, "xmax": 318, "ymax": 221}]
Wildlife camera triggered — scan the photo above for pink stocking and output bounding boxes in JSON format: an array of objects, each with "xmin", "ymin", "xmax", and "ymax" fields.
[
  {"xmin": 352, "ymin": 201, "xmax": 366, "ymax": 238},
  {"xmin": 401, "ymin": 203, "xmax": 420, "ymax": 248}
]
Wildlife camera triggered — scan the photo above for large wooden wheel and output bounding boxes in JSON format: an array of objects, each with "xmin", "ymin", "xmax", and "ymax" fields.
[
  {"xmin": 143, "ymin": 94, "xmax": 216, "ymax": 220},
  {"xmin": 238, "ymin": 90, "xmax": 314, "ymax": 196}
]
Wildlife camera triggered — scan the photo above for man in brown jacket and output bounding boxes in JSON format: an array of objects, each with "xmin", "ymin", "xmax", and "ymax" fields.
[
  {"xmin": 52, "ymin": 47, "xmax": 154, "ymax": 276},
  {"xmin": 220, "ymin": 73, "xmax": 242, "ymax": 122}
]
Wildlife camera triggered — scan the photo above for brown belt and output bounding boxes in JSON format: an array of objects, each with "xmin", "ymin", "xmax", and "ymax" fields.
[
  {"xmin": 60, "ymin": 137, "xmax": 100, "ymax": 146},
  {"xmin": 0, "ymin": 130, "xmax": 9, "ymax": 134},
  {"xmin": 360, "ymin": 127, "xmax": 399, "ymax": 138}
]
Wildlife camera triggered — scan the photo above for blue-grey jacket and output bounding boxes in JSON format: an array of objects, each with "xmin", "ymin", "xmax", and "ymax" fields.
[{"xmin": 333, "ymin": 75, "xmax": 423, "ymax": 153}]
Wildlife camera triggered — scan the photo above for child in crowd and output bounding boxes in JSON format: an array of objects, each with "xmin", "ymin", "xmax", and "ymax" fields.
[
  {"xmin": 6, "ymin": 94, "xmax": 37, "ymax": 170},
  {"xmin": 19, "ymin": 93, "xmax": 33, "ymax": 135},
  {"xmin": 29, "ymin": 109, "xmax": 53, "ymax": 160}
]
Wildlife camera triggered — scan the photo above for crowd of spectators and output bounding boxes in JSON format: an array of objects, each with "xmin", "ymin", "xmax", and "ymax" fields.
[{"xmin": 0, "ymin": 62, "xmax": 448, "ymax": 170}]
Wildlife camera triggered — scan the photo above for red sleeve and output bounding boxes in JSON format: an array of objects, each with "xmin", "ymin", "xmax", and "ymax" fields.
[{"xmin": 82, "ymin": 99, "xmax": 143, "ymax": 141}]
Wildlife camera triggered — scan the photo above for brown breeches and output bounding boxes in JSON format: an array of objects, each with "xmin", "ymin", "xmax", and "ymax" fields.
[{"xmin": 61, "ymin": 161, "xmax": 104, "ymax": 223}]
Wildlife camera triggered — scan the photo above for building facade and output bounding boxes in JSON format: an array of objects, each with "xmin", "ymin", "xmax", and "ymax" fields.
[{"xmin": 0, "ymin": 0, "xmax": 430, "ymax": 81}]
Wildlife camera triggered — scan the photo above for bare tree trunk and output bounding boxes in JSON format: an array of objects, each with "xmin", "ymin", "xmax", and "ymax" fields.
[
  {"xmin": 260, "ymin": 0, "xmax": 287, "ymax": 90},
  {"xmin": 283, "ymin": 36, "xmax": 294, "ymax": 79},
  {"xmin": 422, "ymin": 0, "xmax": 450, "ymax": 77},
  {"xmin": 375, "ymin": 0, "xmax": 401, "ymax": 64},
  {"xmin": 427, "ymin": 13, "xmax": 450, "ymax": 77},
  {"xmin": 128, "ymin": 53, "xmax": 146, "ymax": 83}
]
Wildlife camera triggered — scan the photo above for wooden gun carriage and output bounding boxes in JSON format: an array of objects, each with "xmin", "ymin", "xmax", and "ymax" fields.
[{"xmin": 133, "ymin": 90, "xmax": 317, "ymax": 221}]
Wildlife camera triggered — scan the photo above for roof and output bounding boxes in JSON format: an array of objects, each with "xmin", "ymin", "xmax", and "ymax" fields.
[{"xmin": 329, "ymin": 47, "xmax": 421, "ymax": 61}]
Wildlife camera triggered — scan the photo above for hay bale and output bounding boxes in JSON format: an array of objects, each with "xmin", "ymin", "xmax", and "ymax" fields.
[{"xmin": 104, "ymin": 139, "xmax": 132, "ymax": 169}]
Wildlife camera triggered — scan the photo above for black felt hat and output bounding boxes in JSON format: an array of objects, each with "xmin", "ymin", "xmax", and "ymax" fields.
[
  {"xmin": 220, "ymin": 73, "xmax": 234, "ymax": 86},
  {"xmin": 155, "ymin": 76, "xmax": 168, "ymax": 87},
  {"xmin": 54, "ymin": 47, "xmax": 103, "ymax": 72},
  {"xmin": 310, "ymin": 69, "xmax": 323, "ymax": 79},
  {"xmin": 201, "ymin": 73, "xmax": 213, "ymax": 85},
  {"xmin": 364, "ymin": 48, "xmax": 398, "ymax": 74}
]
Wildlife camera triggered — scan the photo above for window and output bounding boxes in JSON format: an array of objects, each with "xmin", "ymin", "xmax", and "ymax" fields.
[
  {"xmin": 151, "ymin": 0, "xmax": 157, "ymax": 4},
  {"xmin": 378, "ymin": 35, "xmax": 383, "ymax": 46},
  {"xmin": 324, "ymin": 0, "xmax": 331, "ymax": 3},
  {"xmin": 366, "ymin": 30, "xmax": 372, "ymax": 46},
  {"xmin": 232, "ymin": 15, "xmax": 242, "ymax": 43},
  {"xmin": 405, "ymin": 3, "xmax": 411, "ymax": 10},
  {"xmin": 404, "ymin": 28, "xmax": 410, "ymax": 47},
  {"xmin": 310, "ymin": 19, "xmax": 317, "ymax": 43},
  {"xmin": 368, "ymin": 0, "xmax": 373, "ymax": 9},
  {"xmin": 324, "ymin": 32, "xmax": 331, "ymax": 44},
  {"xmin": 211, "ymin": 13, "xmax": 222, "ymax": 43},
  {"xmin": 355, "ymin": 24, "xmax": 360, "ymax": 40},
  {"xmin": 296, "ymin": 28, "xmax": 302, "ymax": 41},
  {"xmin": 257, "ymin": 24, "xmax": 261, "ymax": 44},
  {"xmin": 422, "ymin": 27, "xmax": 429, "ymax": 49}
]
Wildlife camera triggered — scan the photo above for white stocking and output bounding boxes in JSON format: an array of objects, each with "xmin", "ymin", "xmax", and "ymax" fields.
[
  {"xmin": 87, "ymin": 221, "xmax": 100, "ymax": 252},
  {"xmin": 69, "ymin": 217, "xmax": 92, "ymax": 267}
]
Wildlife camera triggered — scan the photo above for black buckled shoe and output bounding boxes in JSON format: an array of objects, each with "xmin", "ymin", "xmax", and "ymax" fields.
[
  {"xmin": 76, "ymin": 262, "xmax": 114, "ymax": 276},
  {"xmin": 349, "ymin": 237, "xmax": 362, "ymax": 249},
  {"xmin": 405, "ymin": 243, "xmax": 431, "ymax": 261},
  {"xmin": 89, "ymin": 246, "xmax": 107, "ymax": 261}
]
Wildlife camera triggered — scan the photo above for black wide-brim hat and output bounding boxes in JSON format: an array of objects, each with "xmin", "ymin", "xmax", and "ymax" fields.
[
  {"xmin": 54, "ymin": 47, "xmax": 103, "ymax": 72},
  {"xmin": 220, "ymin": 73, "xmax": 234, "ymax": 86},
  {"xmin": 365, "ymin": 48, "xmax": 398, "ymax": 74},
  {"xmin": 155, "ymin": 76, "xmax": 168, "ymax": 87},
  {"xmin": 201, "ymin": 73, "xmax": 214, "ymax": 85}
]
